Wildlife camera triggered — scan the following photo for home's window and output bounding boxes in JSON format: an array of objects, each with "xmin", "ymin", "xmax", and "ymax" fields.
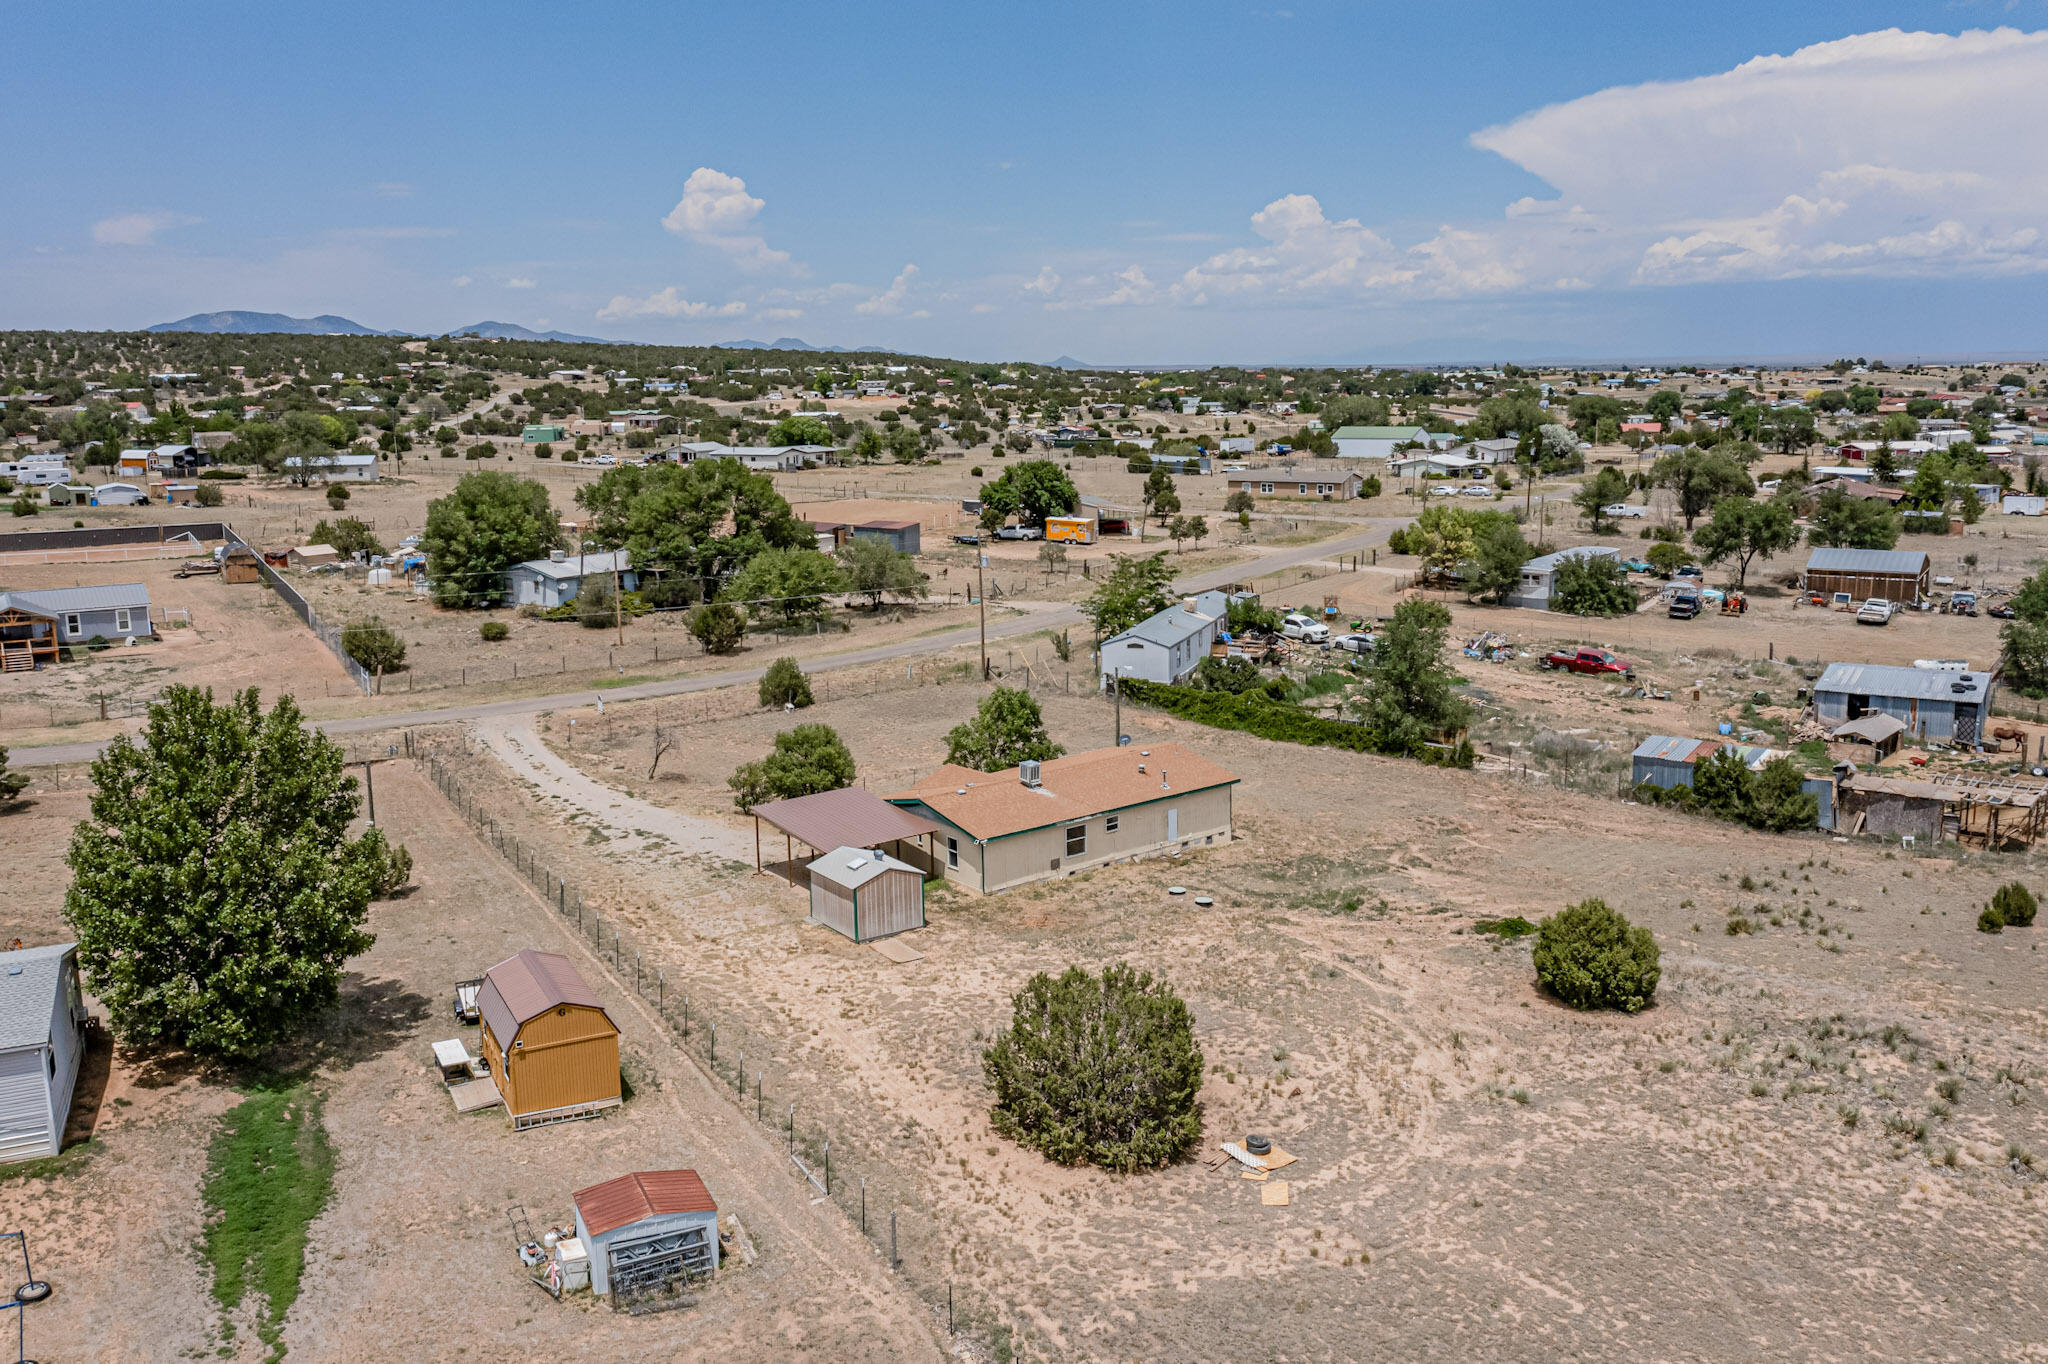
[
  {"xmin": 64, "ymin": 613, "xmax": 80, "ymax": 635},
  {"xmin": 115, "ymin": 608, "xmax": 131, "ymax": 632},
  {"xmin": 1297, "ymin": 484, "xmax": 1308, "ymax": 494},
  {"xmin": 1259, "ymin": 483, "xmax": 1273, "ymax": 494},
  {"xmin": 1126, "ymin": 641, "xmax": 1144, "ymax": 649},
  {"xmin": 1105, "ymin": 814, "xmax": 1119, "ymax": 834},
  {"xmin": 947, "ymin": 837, "xmax": 959, "ymax": 869},
  {"xmin": 1065, "ymin": 824, "xmax": 1087, "ymax": 857}
]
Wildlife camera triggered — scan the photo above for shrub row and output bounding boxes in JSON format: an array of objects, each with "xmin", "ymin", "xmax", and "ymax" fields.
[{"xmin": 1118, "ymin": 678, "xmax": 1473, "ymax": 767}]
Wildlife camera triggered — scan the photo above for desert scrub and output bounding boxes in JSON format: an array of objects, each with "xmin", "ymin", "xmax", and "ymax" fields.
[
  {"xmin": 983, "ymin": 962, "xmax": 1203, "ymax": 1172},
  {"xmin": 478, "ymin": 619, "xmax": 509, "ymax": 642},
  {"xmin": 203, "ymin": 1078, "xmax": 335, "ymax": 1361},
  {"xmin": 1533, "ymin": 899, "xmax": 1660, "ymax": 1013},
  {"xmin": 1979, "ymin": 905, "xmax": 2006, "ymax": 934},
  {"xmin": 1991, "ymin": 882, "xmax": 2038, "ymax": 928}
]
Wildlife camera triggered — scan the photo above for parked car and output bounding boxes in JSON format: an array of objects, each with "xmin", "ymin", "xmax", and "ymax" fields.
[
  {"xmin": 1281, "ymin": 612, "xmax": 1330, "ymax": 643},
  {"xmin": 953, "ymin": 533, "xmax": 982, "ymax": 545},
  {"xmin": 1333, "ymin": 632, "xmax": 1376, "ymax": 655},
  {"xmin": 1602, "ymin": 503, "xmax": 1649, "ymax": 519},
  {"xmin": 995, "ymin": 525, "xmax": 1030, "ymax": 540},
  {"xmin": 1668, "ymin": 590, "xmax": 1701, "ymax": 620},
  {"xmin": 1429, "ymin": 484, "xmax": 1460, "ymax": 497},
  {"xmin": 1620, "ymin": 557, "xmax": 1655, "ymax": 574},
  {"xmin": 588, "ymin": 454, "xmax": 617, "ymax": 466},
  {"xmin": 1857, "ymin": 598, "xmax": 1896, "ymax": 625},
  {"xmin": 1542, "ymin": 647, "xmax": 1634, "ymax": 678},
  {"xmin": 1990, "ymin": 602, "xmax": 2018, "ymax": 620},
  {"xmin": 1461, "ymin": 484, "xmax": 1494, "ymax": 497}
]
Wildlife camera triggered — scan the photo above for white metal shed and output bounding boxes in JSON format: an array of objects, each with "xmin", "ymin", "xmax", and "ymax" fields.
[
  {"xmin": 572, "ymin": 1170, "xmax": 720, "ymax": 1297},
  {"xmin": 807, "ymin": 846, "xmax": 926, "ymax": 942},
  {"xmin": 0, "ymin": 943, "xmax": 86, "ymax": 1164}
]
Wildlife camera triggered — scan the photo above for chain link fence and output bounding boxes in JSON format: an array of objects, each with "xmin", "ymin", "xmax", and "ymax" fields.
[{"xmin": 412, "ymin": 735, "xmax": 1015, "ymax": 1357}]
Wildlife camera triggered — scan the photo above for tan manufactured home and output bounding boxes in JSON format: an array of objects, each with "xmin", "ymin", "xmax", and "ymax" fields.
[
  {"xmin": 889, "ymin": 742, "xmax": 1237, "ymax": 894},
  {"xmin": 477, "ymin": 949, "xmax": 621, "ymax": 1130}
]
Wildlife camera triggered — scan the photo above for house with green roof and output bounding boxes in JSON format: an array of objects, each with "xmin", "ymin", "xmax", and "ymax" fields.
[{"xmin": 1332, "ymin": 425, "xmax": 1431, "ymax": 460}]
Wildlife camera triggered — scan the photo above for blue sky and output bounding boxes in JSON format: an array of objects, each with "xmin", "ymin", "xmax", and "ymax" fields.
[{"xmin": 6, "ymin": 2, "xmax": 2048, "ymax": 363}]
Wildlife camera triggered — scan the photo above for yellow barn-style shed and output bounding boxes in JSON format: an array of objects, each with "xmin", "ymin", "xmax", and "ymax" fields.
[{"xmin": 477, "ymin": 949, "xmax": 621, "ymax": 1130}]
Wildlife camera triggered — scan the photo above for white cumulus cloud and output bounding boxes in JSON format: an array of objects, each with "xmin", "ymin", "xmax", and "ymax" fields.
[
  {"xmin": 92, "ymin": 211, "xmax": 198, "ymax": 246},
  {"xmin": 856, "ymin": 264, "xmax": 920, "ymax": 316},
  {"xmin": 595, "ymin": 287, "xmax": 748, "ymax": 321},
  {"xmin": 507, "ymin": 277, "xmax": 537, "ymax": 289},
  {"xmin": 661, "ymin": 168, "xmax": 795, "ymax": 271}
]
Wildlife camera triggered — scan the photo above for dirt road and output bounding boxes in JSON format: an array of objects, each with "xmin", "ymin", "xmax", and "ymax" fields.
[{"xmin": 12, "ymin": 522, "xmax": 1398, "ymax": 766}]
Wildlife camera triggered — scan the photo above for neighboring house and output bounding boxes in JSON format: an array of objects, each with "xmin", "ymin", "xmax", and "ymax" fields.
[
  {"xmin": 1506, "ymin": 546, "xmax": 1622, "ymax": 609},
  {"xmin": 506, "ymin": 549, "xmax": 636, "ymax": 610},
  {"xmin": 281, "ymin": 453, "xmax": 379, "ymax": 483},
  {"xmin": 1225, "ymin": 467, "xmax": 1365, "ymax": 500},
  {"xmin": 1097, "ymin": 590, "xmax": 1237, "ymax": 686},
  {"xmin": 889, "ymin": 741, "xmax": 1240, "ymax": 894},
  {"xmin": 669, "ymin": 443, "xmax": 832, "ymax": 471},
  {"xmin": 1464, "ymin": 438, "xmax": 1520, "ymax": 466},
  {"xmin": 1801, "ymin": 548, "xmax": 1931, "ymax": 606},
  {"xmin": 0, "ymin": 942, "xmax": 87, "ymax": 1164},
  {"xmin": 191, "ymin": 430, "xmax": 235, "ymax": 453},
  {"xmin": 288, "ymin": 544, "xmax": 340, "ymax": 570},
  {"xmin": 477, "ymin": 949, "xmax": 622, "ymax": 1130},
  {"xmin": 92, "ymin": 482, "xmax": 146, "ymax": 506},
  {"xmin": 573, "ymin": 1170, "xmax": 720, "ymax": 1298},
  {"xmin": 0, "ymin": 584, "xmax": 152, "ymax": 661},
  {"xmin": 1812, "ymin": 662, "xmax": 1993, "ymax": 746},
  {"xmin": 1332, "ymin": 425, "xmax": 1430, "ymax": 460},
  {"xmin": 1388, "ymin": 451, "xmax": 1484, "ymax": 479},
  {"xmin": 1810, "ymin": 477, "xmax": 1904, "ymax": 504},
  {"xmin": 1630, "ymin": 735, "xmax": 1834, "ymax": 828},
  {"xmin": 523, "ymin": 424, "xmax": 568, "ymax": 443}
]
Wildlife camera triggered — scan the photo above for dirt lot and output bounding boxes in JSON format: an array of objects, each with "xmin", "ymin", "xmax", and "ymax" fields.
[
  {"xmin": 407, "ymin": 670, "xmax": 2048, "ymax": 1361},
  {"xmin": 1, "ymin": 766, "xmax": 942, "ymax": 1363}
]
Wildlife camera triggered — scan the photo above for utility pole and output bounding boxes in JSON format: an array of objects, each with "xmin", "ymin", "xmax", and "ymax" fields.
[
  {"xmin": 978, "ymin": 552, "xmax": 989, "ymax": 680},
  {"xmin": 1112, "ymin": 669, "xmax": 1122, "ymax": 747},
  {"xmin": 612, "ymin": 554, "xmax": 623, "ymax": 645}
]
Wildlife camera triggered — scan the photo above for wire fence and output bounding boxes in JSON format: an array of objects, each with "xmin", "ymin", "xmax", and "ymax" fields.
[
  {"xmin": 412, "ymin": 735, "xmax": 1015, "ymax": 1356},
  {"xmin": 221, "ymin": 523, "xmax": 376, "ymax": 696}
]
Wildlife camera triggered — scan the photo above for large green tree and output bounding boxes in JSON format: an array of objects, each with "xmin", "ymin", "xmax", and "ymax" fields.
[
  {"xmin": 1466, "ymin": 516, "xmax": 1533, "ymax": 604},
  {"xmin": 980, "ymin": 459, "xmax": 1079, "ymax": 526},
  {"xmin": 768, "ymin": 414, "xmax": 834, "ymax": 447},
  {"xmin": 983, "ymin": 962, "xmax": 1204, "ymax": 1172},
  {"xmin": 1573, "ymin": 467, "xmax": 1630, "ymax": 531},
  {"xmin": 422, "ymin": 470, "xmax": 560, "ymax": 607},
  {"xmin": 720, "ymin": 546, "xmax": 845, "ymax": 627},
  {"xmin": 1651, "ymin": 448, "xmax": 1753, "ymax": 530},
  {"xmin": 1356, "ymin": 599, "xmax": 1469, "ymax": 753},
  {"xmin": 1806, "ymin": 487, "xmax": 1901, "ymax": 549},
  {"xmin": 728, "ymin": 723, "xmax": 856, "ymax": 811},
  {"xmin": 1082, "ymin": 552, "xmax": 1176, "ymax": 637},
  {"xmin": 575, "ymin": 459, "xmax": 812, "ymax": 597},
  {"xmin": 63, "ymin": 688, "xmax": 384, "ymax": 1059},
  {"xmin": 1692, "ymin": 495, "xmax": 1799, "ymax": 589},
  {"xmin": 836, "ymin": 536, "xmax": 927, "ymax": 609},
  {"xmin": 1551, "ymin": 552, "xmax": 1636, "ymax": 616},
  {"xmin": 944, "ymin": 687, "xmax": 1066, "ymax": 771}
]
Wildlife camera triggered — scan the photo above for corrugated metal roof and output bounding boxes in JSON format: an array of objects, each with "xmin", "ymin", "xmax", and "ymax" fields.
[
  {"xmin": 1804, "ymin": 548, "xmax": 1930, "ymax": 576},
  {"xmin": 574, "ymin": 1170, "xmax": 717, "ymax": 1238},
  {"xmin": 478, "ymin": 949, "xmax": 610, "ymax": 1047},
  {"xmin": 1521, "ymin": 545, "xmax": 1619, "ymax": 575},
  {"xmin": 511, "ymin": 550, "xmax": 631, "ymax": 581},
  {"xmin": 750, "ymin": 787, "xmax": 939, "ymax": 853},
  {"xmin": 808, "ymin": 846, "xmax": 921, "ymax": 892},
  {"xmin": 1632, "ymin": 735, "xmax": 1715, "ymax": 764},
  {"xmin": 1815, "ymin": 662, "xmax": 1988, "ymax": 702},
  {"xmin": 0, "ymin": 943, "xmax": 74, "ymax": 1053},
  {"xmin": 1107, "ymin": 590, "xmax": 1232, "ymax": 650},
  {"xmin": 1833, "ymin": 713, "xmax": 1908, "ymax": 742},
  {"xmin": 0, "ymin": 583, "xmax": 151, "ymax": 615}
]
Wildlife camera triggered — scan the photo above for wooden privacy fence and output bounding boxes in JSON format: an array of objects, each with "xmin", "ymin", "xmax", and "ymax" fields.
[{"xmin": 412, "ymin": 737, "xmax": 1011, "ymax": 1351}]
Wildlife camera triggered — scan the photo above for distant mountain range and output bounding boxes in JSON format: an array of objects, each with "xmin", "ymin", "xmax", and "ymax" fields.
[
  {"xmin": 144, "ymin": 311, "xmax": 914, "ymax": 356},
  {"xmin": 147, "ymin": 310, "xmax": 402, "ymax": 336}
]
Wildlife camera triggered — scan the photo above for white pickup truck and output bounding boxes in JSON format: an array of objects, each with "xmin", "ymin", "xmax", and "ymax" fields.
[
  {"xmin": 1281, "ymin": 612, "xmax": 1330, "ymax": 643},
  {"xmin": 1602, "ymin": 503, "xmax": 1649, "ymax": 519}
]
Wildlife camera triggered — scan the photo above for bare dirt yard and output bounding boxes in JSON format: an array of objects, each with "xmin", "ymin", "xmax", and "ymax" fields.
[
  {"xmin": 1, "ymin": 764, "xmax": 942, "ymax": 1363},
  {"xmin": 405, "ymin": 669, "xmax": 2048, "ymax": 1361}
]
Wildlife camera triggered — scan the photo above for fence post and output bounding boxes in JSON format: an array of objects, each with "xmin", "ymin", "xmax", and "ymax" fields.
[{"xmin": 891, "ymin": 1212, "xmax": 898, "ymax": 1269}]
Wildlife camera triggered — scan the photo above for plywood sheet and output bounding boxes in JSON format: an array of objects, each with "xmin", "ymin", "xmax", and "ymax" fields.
[{"xmin": 1261, "ymin": 1180, "xmax": 1290, "ymax": 1206}]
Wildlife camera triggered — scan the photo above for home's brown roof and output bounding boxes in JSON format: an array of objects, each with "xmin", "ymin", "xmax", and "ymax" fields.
[
  {"xmin": 750, "ymin": 786, "xmax": 939, "ymax": 853},
  {"xmin": 574, "ymin": 1170, "xmax": 716, "ymax": 1238},
  {"xmin": 477, "ymin": 949, "xmax": 609, "ymax": 1045},
  {"xmin": 889, "ymin": 742, "xmax": 1238, "ymax": 841}
]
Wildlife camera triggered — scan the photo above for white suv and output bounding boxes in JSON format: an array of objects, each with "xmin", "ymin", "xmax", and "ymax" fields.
[{"xmin": 1281, "ymin": 612, "xmax": 1330, "ymax": 643}]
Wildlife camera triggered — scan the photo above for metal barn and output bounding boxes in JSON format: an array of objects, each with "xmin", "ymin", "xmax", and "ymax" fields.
[
  {"xmin": 1812, "ymin": 662, "xmax": 1992, "ymax": 745},
  {"xmin": 573, "ymin": 1170, "xmax": 719, "ymax": 1298},
  {"xmin": 807, "ymin": 846, "xmax": 926, "ymax": 942},
  {"xmin": 1802, "ymin": 548, "xmax": 1931, "ymax": 606},
  {"xmin": 477, "ymin": 950, "xmax": 621, "ymax": 1130}
]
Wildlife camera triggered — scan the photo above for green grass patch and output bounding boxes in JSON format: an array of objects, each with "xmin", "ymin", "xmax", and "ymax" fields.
[
  {"xmin": 593, "ymin": 673, "xmax": 659, "ymax": 689},
  {"xmin": 1475, "ymin": 916, "xmax": 1537, "ymax": 939},
  {"xmin": 202, "ymin": 1078, "xmax": 335, "ymax": 1360}
]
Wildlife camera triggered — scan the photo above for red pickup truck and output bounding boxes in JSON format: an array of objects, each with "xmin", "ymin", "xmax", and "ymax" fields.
[{"xmin": 1542, "ymin": 647, "xmax": 1634, "ymax": 678}]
